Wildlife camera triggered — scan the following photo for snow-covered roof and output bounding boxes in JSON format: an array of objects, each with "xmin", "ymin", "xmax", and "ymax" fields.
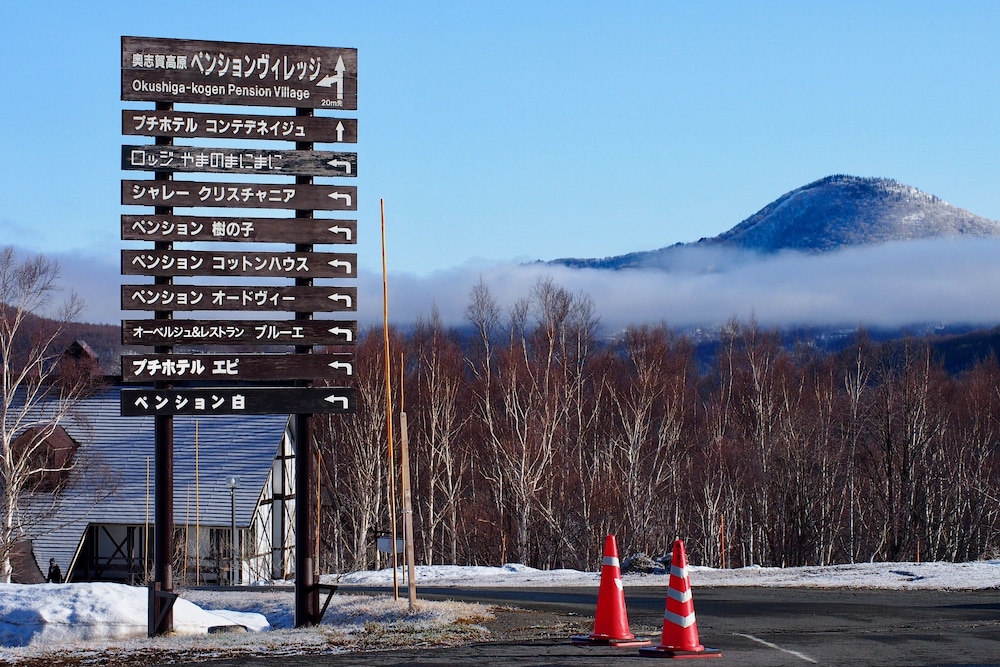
[{"xmin": 19, "ymin": 386, "xmax": 290, "ymax": 579}]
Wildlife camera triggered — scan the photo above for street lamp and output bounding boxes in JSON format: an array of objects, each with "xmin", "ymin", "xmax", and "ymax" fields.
[{"xmin": 227, "ymin": 476, "xmax": 239, "ymax": 586}]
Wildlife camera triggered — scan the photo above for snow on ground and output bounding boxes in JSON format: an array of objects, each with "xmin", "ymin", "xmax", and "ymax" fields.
[
  {"xmin": 0, "ymin": 582, "xmax": 269, "ymax": 648},
  {"xmin": 330, "ymin": 559, "xmax": 1000, "ymax": 590},
  {"xmin": 2, "ymin": 560, "xmax": 999, "ymax": 661}
]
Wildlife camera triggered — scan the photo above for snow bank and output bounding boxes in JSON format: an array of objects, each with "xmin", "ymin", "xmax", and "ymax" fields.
[
  {"xmin": 329, "ymin": 560, "xmax": 1000, "ymax": 590},
  {"xmin": 0, "ymin": 583, "xmax": 268, "ymax": 648},
  {"xmin": 5, "ymin": 560, "xmax": 1000, "ymax": 651}
]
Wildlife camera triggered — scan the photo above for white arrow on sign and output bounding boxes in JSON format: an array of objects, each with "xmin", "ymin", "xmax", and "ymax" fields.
[
  {"xmin": 316, "ymin": 56, "xmax": 346, "ymax": 101},
  {"xmin": 328, "ymin": 259, "xmax": 352, "ymax": 273},
  {"xmin": 327, "ymin": 159, "xmax": 352, "ymax": 174},
  {"xmin": 329, "ymin": 326, "xmax": 353, "ymax": 341},
  {"xmin": 328, "ymin": 360, "xmax": 354, "ymax": 376},
  {"xmin": 328, "ymin": 192, "xmax": 352, "ymax": 207},
  {"xmin": 328, "ymin": 293, "xmax": 353, "ymax": 307},
  {"xmin": 335, "ymin": 121, "xmax": 345, "ymax": 142},
  {"xmin": 324, "ymin": 395, "xmax": 350, "ymax": 409},
  {"xmin": 328, "ymin": 225, "xmax": 352, "ymax": 241}
]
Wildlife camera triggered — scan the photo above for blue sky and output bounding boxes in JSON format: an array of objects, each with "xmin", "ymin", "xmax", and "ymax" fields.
[{"xmin": 2, "ymin": 2, "xmax": 1000, "ymax": 327}]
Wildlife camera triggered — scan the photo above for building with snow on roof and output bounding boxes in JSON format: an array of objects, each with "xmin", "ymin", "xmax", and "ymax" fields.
[{"xmin": 10, "ymin": 385, "xmax": 296, "ymax": 587}]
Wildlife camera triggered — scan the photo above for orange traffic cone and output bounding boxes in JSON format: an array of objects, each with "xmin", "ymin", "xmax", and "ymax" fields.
[
  {"xmin": 639, "ymin": 540, "xmax": 721, "ymax": 659},
  {"xmin": 572, "ymin": 535, "xmax": 651, "ymax": 647}
]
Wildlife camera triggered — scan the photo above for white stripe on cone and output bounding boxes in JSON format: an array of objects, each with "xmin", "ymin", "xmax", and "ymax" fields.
[
  {"xmin": 665, "ymin": 610, "xmax": 697, "ymax": 629},
  {"xmin": 667, "ymin": 587, "xmax": 693, "ymax": 604}
]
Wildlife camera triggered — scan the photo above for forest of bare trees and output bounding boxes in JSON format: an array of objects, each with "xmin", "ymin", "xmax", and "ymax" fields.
[{"xmin": 317, "ymin": 278, "xmax": 1000, "ymax": 572}]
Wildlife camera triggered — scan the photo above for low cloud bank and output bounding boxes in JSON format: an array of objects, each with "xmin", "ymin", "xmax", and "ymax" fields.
[
  {"xmin": 60, "ymin": 238, "xmax": 1000, "ymax": 333},
  {"xmin": 358, "ymin": 238, "xmax": 1000, "ymax": 332}
]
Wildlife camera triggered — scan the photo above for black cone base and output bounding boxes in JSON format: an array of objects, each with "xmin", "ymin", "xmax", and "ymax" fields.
[{"xmin": 639, "ymin": 645, "xmax": 723, "ymax": 659}]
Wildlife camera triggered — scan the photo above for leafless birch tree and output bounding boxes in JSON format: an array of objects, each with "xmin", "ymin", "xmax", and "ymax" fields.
[
  {"xmin": 407, "ymin": 307, "xmax": 470, "ymax": 564},
  {"xmin": 0, "ymin": 247, "xmax": 93, "ymax": 583},
  {"xmin": 318, "ymin": 328, "xmax": 394, "ymax": 571}
]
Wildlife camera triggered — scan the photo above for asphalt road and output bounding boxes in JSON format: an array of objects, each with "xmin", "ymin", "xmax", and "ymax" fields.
[{"xmin": 199, "ymin": 585, "xmax": 1000, "ymax": 667}]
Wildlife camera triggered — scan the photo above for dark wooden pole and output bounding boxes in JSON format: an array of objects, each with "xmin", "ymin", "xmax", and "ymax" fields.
[
  {"xmin": 294, "ymin": 106, "xmax": 321, "ymax": 626},
  {"xmin": 150, "ymin": 100, "xmax": 174, "ymax": 637}
]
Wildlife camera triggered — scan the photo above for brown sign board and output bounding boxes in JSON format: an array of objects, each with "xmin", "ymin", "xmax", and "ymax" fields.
[
  {"xmin": 122, "ymin": 285, "xmax": 357, "ymax": 312},
  {"xmin": 123, "ymin": 145, "xmax": 357, "ymax": 177},
  {"xmin": 122, "ymin": 250, "xmax": 357, "ymax": 278},
  {"xmin": 121, "ymin": 387, "xmax": 356, "ymax": 416},
  {"xmin": 123, "ymin": 110, "xmax": 357, "ymax": 143},
  {"xmin": 122, "ymin": 319, "xmax": 357, "ymax": 346},
  {"xmin": 123, "ymin": 179, "xmax": 356, "ymax": 211},
  {"xmin": 122, "ymin": 352, "xmax": 354, "ymax": 381},
  {"xmin": 122, "ymin": 215, "xmax": 356, "ymax": 244},
  {"xmin": 122, "ymin": 37, "xmax": 357, "ymax": 110}
]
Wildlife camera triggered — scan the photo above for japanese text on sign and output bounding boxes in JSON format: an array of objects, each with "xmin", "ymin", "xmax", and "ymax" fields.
[
  {"xmin": 123, "ymin": 111, "xmax": 357, "ymax": 143},
  {"xmin": 122, "ymin": 250, "xmax": 356, "ymax": 278},
  {"xmin": 121, "ymin": 387, "xmax": 357, "ymax": 416},
  {"xmin": 122, "ymin": 37, "xmax": 357, "ymax": 110},
  {"xmin": 128, "ymin": 147, "xmax": 284, "ymax": 171},
  {"xmin": 123, "ymin": 353, "xmax": 355, "ymax": 381},
  {"xmin": 123, "ymin": 145, "xmax": 356, "ymax": 177},
  {"xmin": 122, "ymin": 320, "xmax": 357, "ymax": 346},
  {"xmin": 123, "ymin": 180, "xmax": 356, "ymax": 210},
  {"xmin": 122, "ymin": 285, "xmax": 357, "ymax": 312},
  {"xmin": 129, "ymin": 48, "xmax": 326, "ymax": 86},
  {"xmin": 121, "ymin": 215, "xmax": 356, "ymax": 244}
]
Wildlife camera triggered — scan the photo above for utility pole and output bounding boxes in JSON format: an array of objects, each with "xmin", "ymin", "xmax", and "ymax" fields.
[{"xmin": 228, "ymin": 476, "xmax": 239, "ymax": 586}]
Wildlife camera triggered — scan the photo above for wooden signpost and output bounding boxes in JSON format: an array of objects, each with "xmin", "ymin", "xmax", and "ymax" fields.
[
  {"xmin": 121, "ymin": 319, "xmax": 357, "ymax": 346},
  {"xmin": 121, "ymin": 387, "xmax": 357, "ymax": 416},
  {"xmin": 122, "ymin": 110, "xmax": 357, "ymax": 143},
  {"xmin": 123, "ymin": 145, "xmax": 357, "ymax": 177},
  {"xmin": 121, "ymin": 249, "xmax": 358, "ymax": 278},
  {"xmin": 121, "ymin": 352, "xmax": 355, "ymax": 382},
  {"xmin": 121, "ymin": 37, "xmax": 357, "ymax": 110},
  {"xmin": 121, "ymin": 215, "xmax": 357, "ymax": 244},
  {"xmin": 122, "ymin": 35, "xmax": 358, "ymax": 635},
  {"xmin": 122, "ymin": 179, "xmax": 357, "ymax": 210},
  {"xmin": 121, "ymin": 284, "xmax": 357, "ymax": 312}
]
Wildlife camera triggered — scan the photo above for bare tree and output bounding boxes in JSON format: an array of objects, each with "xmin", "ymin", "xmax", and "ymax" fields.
[
  {"xmin": 840, "ymin": 331, "xmax": 874, "ymax": 562},
  {"xmin": 318, "ymin": 327, "xmax": 394, "ymax": 571},
  {"xmin": 465, "ymin": 278, "xmax": 598, "ymax": 565},
  {"xmin": 863, "ymin": 338, "xmax": 949, "ymax": 561},
  {"xmin": 316, "ymin": 277, "xmax": 1000, "ymax": 569},
  {"xmin": 407, "ymin": 306, "xmax": 471, "ymax": 565},
  {"xmin": 712, "ymin": 318, "xmax": 784, "ymax": 566},
  {"xmin": 942, "ymin": 356, "xmax": 1000, "ymax": 560},
  {"xmin": 605, "ymin": 325, "xmax": 693, "ymax": 557},
  {"xmin": 0, "ymin": 247, "xmax": 92, "ymax": 583}
]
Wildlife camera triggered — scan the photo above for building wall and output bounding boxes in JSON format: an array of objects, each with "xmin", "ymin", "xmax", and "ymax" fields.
[{"xmin": 69, "ymin": 426, "xmax": 296, "ymax": 585}]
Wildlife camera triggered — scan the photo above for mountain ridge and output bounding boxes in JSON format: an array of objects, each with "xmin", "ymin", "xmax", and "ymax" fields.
[{"xmin": 552, "ymin": 175, "xmax": 1000, "ymax": 270}]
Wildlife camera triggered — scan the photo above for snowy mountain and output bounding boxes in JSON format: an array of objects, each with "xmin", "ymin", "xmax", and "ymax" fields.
[{"xmin": 554, "ymin": 175, "xmax": 1000, "ymax": 270}]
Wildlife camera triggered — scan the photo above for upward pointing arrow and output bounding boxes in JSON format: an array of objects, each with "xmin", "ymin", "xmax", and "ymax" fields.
[
  {"xmin": 334, "ymin": 56, "xmax": 346, "ymax": 101},
  {"xmin": 335, "ymin": 121, "xmax": 345, "ymax": 142},
  {"xmin": 316, "ymin": 56, "xmax": 346, "ymax": 101}
]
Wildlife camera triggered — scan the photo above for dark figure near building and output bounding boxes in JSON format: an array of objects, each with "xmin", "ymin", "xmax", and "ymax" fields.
[{"xmin": 47, "ymin": 558, "xmax": 63, "ymax": 583}]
